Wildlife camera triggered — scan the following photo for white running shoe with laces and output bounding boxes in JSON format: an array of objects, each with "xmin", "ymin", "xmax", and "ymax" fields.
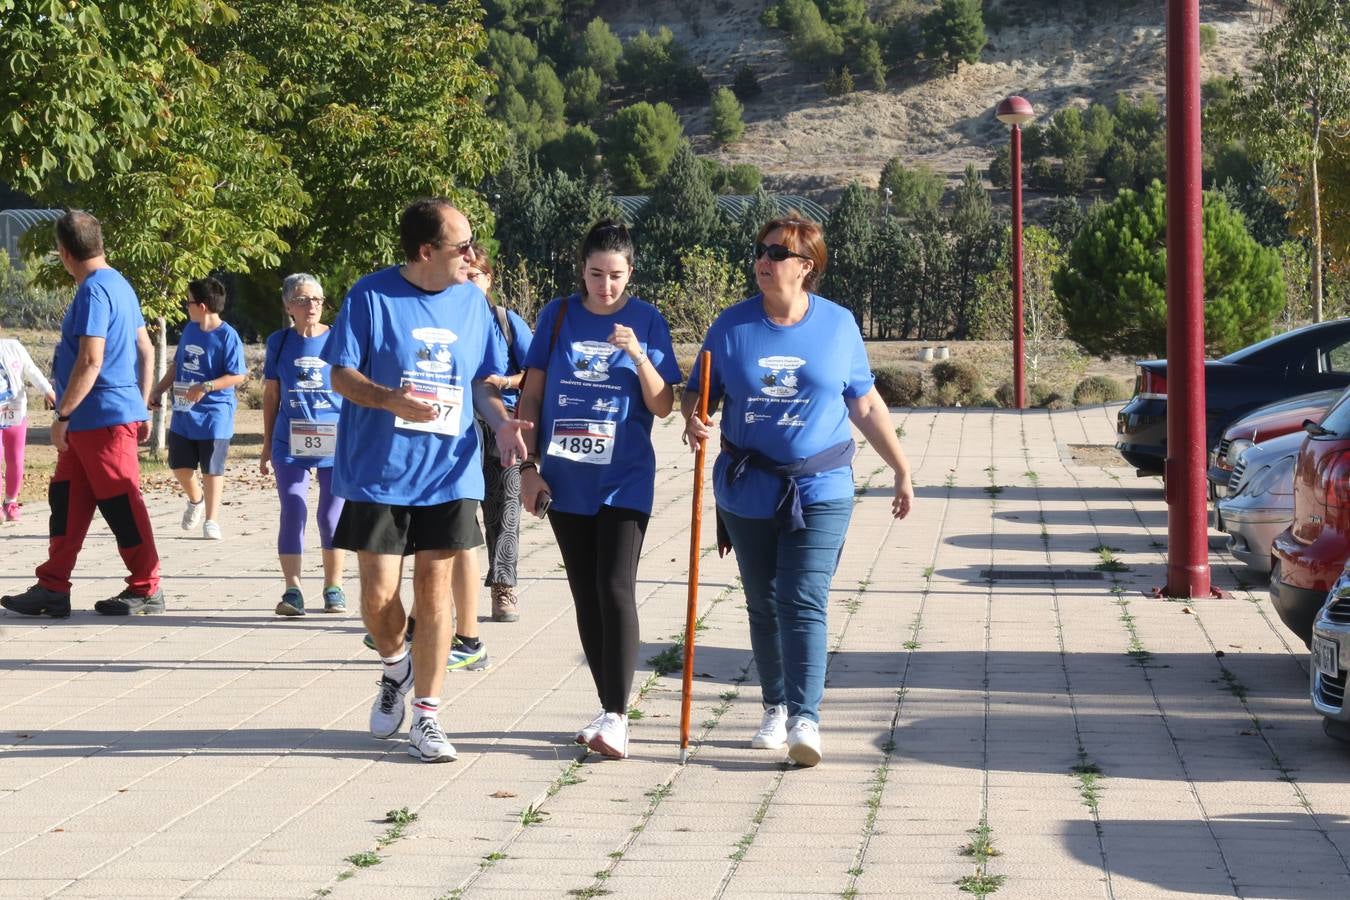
[
  {"xmin": 587, "ymin": 712, "xmax": 629, "ymax": 759},
  {"xmin": 575, "ymin": 710, "xmax": 607, "ymax": 745},
  {"xmin": 181, "ymin": 499, "xmax": 204, "ymax": 531},
  {"xmin": 369, "ymin": 665, "xmax": 414, "ymax": 739},
  {"xmin": 786, "ymin": 716, "xmax": 822, "ymax": 767},
  {"xmin": 407, "ymin": 716, "xmax": 457, "ymax": 762},
  {"xmin": 751, "ymin": 703, "xmax": 789, "ymax": 749},
  {"xmin": 202, "ymin": 520, "xmax": 222, "ymax": 540}
]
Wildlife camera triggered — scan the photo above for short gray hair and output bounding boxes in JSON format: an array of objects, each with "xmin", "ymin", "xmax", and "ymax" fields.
[{"xmin": 281, "ymin": 273, "xmax": 323, "ymax": 305}]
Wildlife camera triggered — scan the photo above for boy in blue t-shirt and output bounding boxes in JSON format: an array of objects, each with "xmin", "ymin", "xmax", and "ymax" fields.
[{"xmin": 149, "ymin": 277, "xmax": 247, "ymax": 540}]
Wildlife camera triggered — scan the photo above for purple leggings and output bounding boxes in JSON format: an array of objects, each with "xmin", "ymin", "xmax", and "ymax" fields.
[
  {"xmin": 1, "ymin": 419, "xmax": 26, "ymax": 499},
  {"xmin": 273, "ymin": 454, "xmax": 343, "ymax": 555}
]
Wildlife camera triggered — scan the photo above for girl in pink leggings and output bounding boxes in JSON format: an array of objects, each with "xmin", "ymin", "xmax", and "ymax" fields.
[{"xmin": 0, "ymin": 332, "xmax": 57, "ymax": 522}]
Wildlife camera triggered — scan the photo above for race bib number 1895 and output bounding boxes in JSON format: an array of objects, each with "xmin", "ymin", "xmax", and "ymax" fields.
[{"xmin": 548, "ymin": 418, "xmax": 616, "ymax": 465}]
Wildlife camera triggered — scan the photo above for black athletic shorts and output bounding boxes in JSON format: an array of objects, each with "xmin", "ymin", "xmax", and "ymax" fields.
[
  {"xmin": 333, "ymin": 498, "xmax": 483, "ymax": 555},
  {"xmin": 167, "ymin": 431, "xmax": 230, "ymax": 476}
]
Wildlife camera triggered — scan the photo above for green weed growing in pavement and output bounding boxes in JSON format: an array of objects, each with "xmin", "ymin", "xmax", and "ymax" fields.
[
  {"xmin": 983, "ymin": 484, "xmax": 1004, "ymax": 496},
  {"xmin": 729, "ymin": 783, "xmax": 777, "ymax": 862},
  {"xmin": 1093, "ymin": 545, "xmax": 1130, "ymax": 572},
  {"xmin": 346, "ymin": 850, "xmax": 380, "ymax": 868},
  {"xmin": 1071, "ymin": 761, "xmax": 1104, "ymax": 814},
  {"xmin": 1218, "ymin": 669, "xmax": 1248, "ymax": 702},
  {"xmin": 551, "ymin": 761, "xmax": 585, "ymax": 793},
  {"xmin": 1112, "ymin": 590, "xmax": 1154, "ymax": 665},
  {"xmin": 1023, "ymin": 470, "xmax": 1039, "ymax": 483},
  {"xmin": 945, "ymin": 472, "xmax": 957, "ymax": 488},
  {"xmin": 377, "ymin": 807, "xmax": 417, "ymax": 847},
  {"xmin": 520, "ymin": 804, "xmax": 549, "ymax": 826},
  {"xmin": 956, "ymin": 821, "xmax": 1005, "ymax": 896},
  {"xmin": 646, "ymin": 644, "xmax": 682, "ymax": 676},
  {"xmin": 479, "ymin": 851, "xmax": 507, "ymax": 869},
  {"xmin": 626, "ymin": 707, "xmax": 645, "ymax": 720},
  {"xmin": 895, "ymin": 425, "xmax": 905, "ymax": 439},
  {"xmin": 922, "ymin": 565, "xmax": 935, "ymax": 580},
  {"xmin": 566, "ymin": 888, "xmax": 612, "ymax": 898}
]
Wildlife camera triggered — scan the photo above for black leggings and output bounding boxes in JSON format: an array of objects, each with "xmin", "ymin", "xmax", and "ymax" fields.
[{"xmin": 548, "ymin": 506, "xmax": 649, "ymax": 713}]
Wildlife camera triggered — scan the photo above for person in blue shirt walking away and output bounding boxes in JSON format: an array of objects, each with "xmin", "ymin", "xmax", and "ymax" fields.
[
  {"xmin": 516, "ymin": 220, "xmax": 682, "ymax": 759},
  {"xmin": 259, "ymin": 273, "xmax": 347, "ymax": 617},
  {"xmin": 149, "ymin": 277, "xmax": 247, "ymax": 541},
  {"xmin": 322, "ymin": 199, "xmax": 525, "ymax": 763},
  {"xmin": 682, "ymin": 214, "xmax": 914, "ymax": 768},
  {"xmin": 467, "ymin": 247, "xmax": 533, "ymax": 623}
]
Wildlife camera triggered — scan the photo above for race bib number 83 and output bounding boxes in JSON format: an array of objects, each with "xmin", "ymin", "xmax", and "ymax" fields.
[{"xmin": 548, "ymin": 418, "xmax": 616, "ymax": 465}]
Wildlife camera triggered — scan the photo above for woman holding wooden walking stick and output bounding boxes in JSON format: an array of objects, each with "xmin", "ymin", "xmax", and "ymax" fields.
[
  {"xmin": 516, "ymin": 220, "xmax": 682, "ymax": 759},
  {"xmin": 682, "ymin": 214, "xmax": 914, "ymax": 767}
]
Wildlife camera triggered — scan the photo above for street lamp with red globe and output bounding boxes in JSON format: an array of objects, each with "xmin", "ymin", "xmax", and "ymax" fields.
[{"xmin": 995, "ymin": 95, "xmax": 1035, "ymax": 410}]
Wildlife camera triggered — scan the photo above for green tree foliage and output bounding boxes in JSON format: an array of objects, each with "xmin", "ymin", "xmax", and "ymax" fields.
[
  {"xmin": 484, "ymin": 29, "xmax": 539, "ymax": 91},
  {"xmin": 879, "ymin": 158, "xmax": 944, "ymax": 218},
  {"xmin": 647, "ymin": 247, "xmax": 743, "ymax": 341},
  {"xmin": 710, "ymin": 88, "xmax": 746, "ymax": 146},
  {"xmin": 973, "ymin": 225, "xmax": 1066, "ymax": 384},
  {"xmin": 866, "ymin": 216, "xmax": 921, "ymax": 338},
  {"xmin": 489, "ymin": 150, "xmax": 618, "ymax": 318},
  {"xmin": 0, "ymin": 0, "xmax": 234, "ymax": 194},
  {"xmin": 539, "ymin": 125, "xmax": 601, "ymax": 180},
  {"xmin": 732, "ymin": 64, "xmax": 763, "ymax": 101},
  {"xmin": 732, "ymin": 189, "xmax": 785, "ymax": 292},
  {"xmin": 922, "ymin": 0, "xmax": 986, "ymax": 74},
  {"xmin": 604, "ymin": 102, "xmax": 684, "ymax": 192},
  {"xmin": 1103, "ymin": 93, "xmax": 1166, "ymax": 191},
  {"xmin": 948, "ymin": 164, "xmax": 1000, "ymax": 339},
  {"xmin": 824, "ymin": 66, "xmax": 856, "ymax": 96},
  {"xmin": 215, "ymin": 0, "xmax": 506, "ymax": 287},
  {"xmin": 618, "ymin": 28, "xmax": 709, "ymax": 103},
  {"xmin": 825, "ymin": 181, "xmax": 876, "ymax": 324},
  {"xmin": 1054, "ymin": 181, "xmax": 1285, "ymax": 358},
  {"xmin": 564, "ymin": 67, "xmax": 606, "ymax": 123},
  {"xmin": 1044, "ymin": 197, "xmax": 1088, "ymax": 247},
  {"xmin": 638, "ymin": 143, "xmax": 724, "ymax": 286},
  {"xmin": 580, "ymin": 17, "xmax": 623, "ymax": 81},
  {"xmin": 852, "ymin": 37, "xmax": 888, "ymax": 90},
  {"xmin": 1213, "ymin": 0, "xmax": 1350, "ymax": 320},
  {"xmin": 702, "ymin": 160, "xmax": 763, "ymax": 195}
]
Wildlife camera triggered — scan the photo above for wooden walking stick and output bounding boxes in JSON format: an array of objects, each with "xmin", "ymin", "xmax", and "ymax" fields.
[{"xmin": 680, "ymin": 350, "xmax": 713, "ymax": 765}]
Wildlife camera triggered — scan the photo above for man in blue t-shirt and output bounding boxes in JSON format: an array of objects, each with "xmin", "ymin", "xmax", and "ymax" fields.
[
  {"xmin": 1, "ymin": 210, "xmax": 163, "ymax": 619},
  {"xmin": 149, "ymin": 277, "xmax": 247, "ymax": 541},
  {"xmin": 322, "ymin": 198, "xmax": 526, "ymax": 763}
]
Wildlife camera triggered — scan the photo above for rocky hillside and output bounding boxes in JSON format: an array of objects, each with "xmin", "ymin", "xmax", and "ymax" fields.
[{"xmin": 598, "ymin": 0, "xmax": 1274, "ymax": 197}]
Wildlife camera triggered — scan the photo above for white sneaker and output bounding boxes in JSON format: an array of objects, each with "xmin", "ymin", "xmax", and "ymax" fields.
[
  {"xmin": 751, "ymin": 703, "xmax": 789, "ymax": 749},
  {"xmin": 181, "ymin": 499, "xmax": 204, "ymax": 531},
  {"xmin": 575, "ymin": 709, "xmax": 607, "ymax": 745},
  {"xmin": 407, "ymin": 715, "xmax": 457, "ymax": 763},
  {"xmin": 202, "ymin": 520, "xmax": 222, "ymax": 540},
  {"xmin": 587, "ymin": 712, "xmax": 628, "ymax": 759},
  {"xmin": 369, "ymin": 664, "xmax": 414, "ymax": 739},
  {"xmin": 786, "ymin": 717, "xmax": 822, "ymax": 767}
]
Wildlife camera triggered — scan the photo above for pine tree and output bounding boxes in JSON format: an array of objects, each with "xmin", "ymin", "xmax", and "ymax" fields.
[
  {"xmin": 710, "ymin": 87, "xmax": 746, "ymax": 146},
  {"xmin": 638, "ymin": 142, "xmax": 724, "ymax": 286},
  {"xmin": 604, "ymin": 102, "xmax": 684, "ymax": 192},
  {"xmin": 948, "ymin": 164, "xmax": 1000, "ymax": 339},
  {"xmin": 825, "ymin": 180, "xmax": 876, "ymax": 329},
  {"xmin": 922, "ymin": 0, "xmax": 986, "ymax": 75}
]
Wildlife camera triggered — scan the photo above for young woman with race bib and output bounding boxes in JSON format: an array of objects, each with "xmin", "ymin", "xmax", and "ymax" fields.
[
  {"xmin": 682, "ymin": 214, "xmax": 914, "ymax": 767},
  {"xmin": 259, "ymin": 273, "xmax": 347, "ymax": 616},
  {"xmin": 516, "ymin": 220, "xmax": 682, "ymax": 759}
]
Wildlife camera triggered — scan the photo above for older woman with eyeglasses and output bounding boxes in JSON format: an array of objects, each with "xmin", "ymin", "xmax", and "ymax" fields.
[
  {"xmin": 260, "ymin": 273, "xmax": 347, "ymax": 616},
  {"xmin": 682, "ymin": 214, "xmax": 914, "ymax": 767}
]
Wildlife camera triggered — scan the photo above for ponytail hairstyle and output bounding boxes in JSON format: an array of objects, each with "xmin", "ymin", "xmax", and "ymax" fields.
[{"xmin": 576, "ymin": 219, "xmax": 635, "ymax": 296}]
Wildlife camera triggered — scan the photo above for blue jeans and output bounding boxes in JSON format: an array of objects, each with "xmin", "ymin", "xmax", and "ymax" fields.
[{"xmin": 718, "ymin": 498, "xmax": 853, "ymax": 723}]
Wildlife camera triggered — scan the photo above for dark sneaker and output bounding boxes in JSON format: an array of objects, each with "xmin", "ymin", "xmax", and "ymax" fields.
[
  {"xmin": 1, "ymin": 584, "xmax": 72, "ymax": 618},
  {"xmin": 94, "ymin": 588, "xmax": 165, "ymax": 616},
  {"xmin": 363, "ymin": 615, "xmax": 414, "ymax": 651},
  {"xmin": 322, "ymin": 586, "xmax": 347, "ymax": 613},
  {"xmin": 447, "ymin": 635, "xmax": 488, "ymax": 671},
  {"xmin": 275, "ymin": 587, "xmax": 305, "ymax": 617}
]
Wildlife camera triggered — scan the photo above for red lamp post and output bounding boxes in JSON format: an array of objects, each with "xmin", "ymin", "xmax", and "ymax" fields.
[
  {"xmin": 1164, "ymin": 1, "xmax": 1211, "ymax": 598},
  {"xmin": 996, "ymin": 95, "xmax": 1035, "ymax": 410}
]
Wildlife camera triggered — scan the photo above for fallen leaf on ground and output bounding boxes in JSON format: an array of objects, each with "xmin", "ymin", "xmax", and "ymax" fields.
[{"xmin": 489, "ymin": 790, "xmax": 516, "ymax": 798}]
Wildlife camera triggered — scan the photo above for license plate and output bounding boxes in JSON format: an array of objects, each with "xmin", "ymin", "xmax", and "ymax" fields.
[{"xmin": 1313, "ymin": 635, "xmax": 1340, "ymax": 679}]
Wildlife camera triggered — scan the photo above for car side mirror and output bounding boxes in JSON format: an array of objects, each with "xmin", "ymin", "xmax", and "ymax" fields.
[{"xmin": 1304, "ymin": 418, "xmax": 1332, "ymax": 437}]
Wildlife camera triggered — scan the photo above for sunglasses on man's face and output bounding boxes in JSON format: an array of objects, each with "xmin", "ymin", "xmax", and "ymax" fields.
[{"xmin": 754, "ymin": 242, "xmax": 810, "ymax": 263}]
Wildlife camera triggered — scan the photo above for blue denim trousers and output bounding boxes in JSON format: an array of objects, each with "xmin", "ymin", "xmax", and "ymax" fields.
[{"xmin": 718, "ymin": 497, "xmax": 853, "ymax": 723}]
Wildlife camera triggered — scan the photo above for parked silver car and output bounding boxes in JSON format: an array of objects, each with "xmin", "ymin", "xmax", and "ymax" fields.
[
  {"xmin": 1311, "ymin": 578, "xmax": 1350, "ymax": 743},
  {"xmin": 1217, "ymin": 431, "xmax": 1303, "ymax": 574}
]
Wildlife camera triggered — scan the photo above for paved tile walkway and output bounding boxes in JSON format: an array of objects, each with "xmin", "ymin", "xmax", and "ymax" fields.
[{"xmin": 3, "ymin": 406, "xmax": 1349, "ymax": 899}]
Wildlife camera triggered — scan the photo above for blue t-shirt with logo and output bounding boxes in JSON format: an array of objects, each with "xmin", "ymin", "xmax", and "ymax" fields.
[
  {"xmin": 169, "ymin": 320, "xmax": 246, "ymax": 440},
  {"xmin": 687, "ymin": 293, "xmax": 874, "ymax": 519},
  {"xmin": 53, "ymin": 267, "xmax": 148, "ymax": 431},
  {"xmin": 264, "ymin": 327, "xmax": 343, "ymax": 467},
  {"xmin": 524, "ymin": 294, "xmax": 681, "ymax": 516},
  {"xmin": 321, "ymin": 266, "xmax": 508, "ymax": 506},
  {"xmin": 490, "ymin": 306, "xmax": 533, "ymax": 413}
]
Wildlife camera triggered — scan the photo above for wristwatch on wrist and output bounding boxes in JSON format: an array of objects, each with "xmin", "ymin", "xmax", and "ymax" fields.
[
  {"xmin": 520, "ymin": 459, "xmax": 538, "ymax": 472},
  {"xmin": 56, "ymin": 412, "xmax": 71, "ymax": 422},
  {"xmin": 203, "ymin": 380, "xmax": 215, "ymax": 393}
]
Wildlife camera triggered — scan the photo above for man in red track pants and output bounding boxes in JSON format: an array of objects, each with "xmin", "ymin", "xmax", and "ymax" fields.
[{"xmin": 0, "ymin": 210, "xmax": 162, "ymax": 619}]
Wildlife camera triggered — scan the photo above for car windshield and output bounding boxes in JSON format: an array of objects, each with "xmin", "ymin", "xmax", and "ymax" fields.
[
  {"xmin": 1220, "ymin": 319, "xmax": 1344, "ymax": 364},
  {"xmin": 1314, "ymin": 385, "xmax": 1350, "ymax": 437}
]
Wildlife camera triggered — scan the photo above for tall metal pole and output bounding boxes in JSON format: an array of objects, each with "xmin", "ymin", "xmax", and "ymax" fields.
[
  {"xmin": 1164, "ymin": 0, "xmax": 1210, "ymax": 598},
  {"xmin": 1011, "ymin": 123, "xmax": 1026, "ymax": 410}
]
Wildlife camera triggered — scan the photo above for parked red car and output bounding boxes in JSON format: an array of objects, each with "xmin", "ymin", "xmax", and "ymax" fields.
[
  {"xmin": 1271, "ymin": 387, "xmax": 1350, "ymax": 646},
  {"xmin": 1209, "ymin": 389, "xmax": 1342, "ymax": 501}
]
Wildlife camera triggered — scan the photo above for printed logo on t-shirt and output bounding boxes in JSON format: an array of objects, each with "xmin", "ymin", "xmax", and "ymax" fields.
[
  {"xmin": 0, "ymin": 366, "xmax": 13, "ymax": 404},
  {"xmin": 182, "ymin": 344, "xmax": 206, "ymax": 374},
  {"xmin": 571, "ymin": 341, "xmax": 619, "ymax": 383},
  {"xmin": 592, "ymin": 397, "xmax": 619, "ymax": 413},
  {"xmin": 292, "ymin": 355, "xmax": 326, "ymax": 389},
  {"xmin": 777, "ymin": 411, "xmax": 807, "ymax": 428},
  {"xmin": 412, "ymin": 327, "xmax": 457, "ymax": 374},
  {"xmin": 745, "ymin": 410, "xmax": 770, "ymax": 425},
  {"xmin": 758, "ymin": 355, "xmax": 805, "ymax": 398},
  {"xmin": 558, "ymin": 393, "xmax": 585, "ymax": 408}
]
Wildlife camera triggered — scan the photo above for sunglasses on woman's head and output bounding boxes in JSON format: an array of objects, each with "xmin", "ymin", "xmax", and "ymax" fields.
[{"xmin": 754, "ymin": 242, "xmax": 810, "ymax": 262}]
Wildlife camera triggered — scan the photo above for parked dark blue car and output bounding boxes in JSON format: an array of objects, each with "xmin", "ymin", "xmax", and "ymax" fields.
[{"xmin": 1117, "ymin": 320, "xmax": 1350, "ymax": 475}]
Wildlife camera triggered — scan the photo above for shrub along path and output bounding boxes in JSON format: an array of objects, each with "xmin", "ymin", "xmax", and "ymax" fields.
[{"xmin": 2, "ymin": 404, "xmax": 1347, "ymax": 899}]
